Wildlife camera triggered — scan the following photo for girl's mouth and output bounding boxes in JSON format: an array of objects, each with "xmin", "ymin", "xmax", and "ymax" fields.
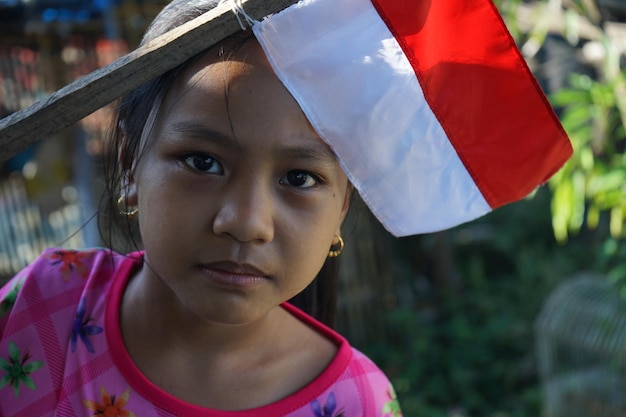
[{"xmin": 197, "ymin": 261, "xmax": 270, "ymax": 288}]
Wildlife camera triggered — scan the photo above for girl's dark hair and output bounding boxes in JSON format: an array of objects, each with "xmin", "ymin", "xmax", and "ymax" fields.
[
  {"xmin": 99, "ymin": 0, "xmax": 342, "ymax": 327},
  {"xmin": 101, "ymin": 0, "xmax": 220, "ymax": 253}
]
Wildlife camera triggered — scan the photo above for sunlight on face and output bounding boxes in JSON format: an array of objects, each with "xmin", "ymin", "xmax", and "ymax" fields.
[{"xmin": 127, "ymin": 38, "xmax": 351, "ymax": 325}]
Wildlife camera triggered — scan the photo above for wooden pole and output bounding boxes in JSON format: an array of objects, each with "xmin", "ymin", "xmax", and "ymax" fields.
[{"xmin": 0, "ymin": 0, "xmax": 299, "ymax": 163}]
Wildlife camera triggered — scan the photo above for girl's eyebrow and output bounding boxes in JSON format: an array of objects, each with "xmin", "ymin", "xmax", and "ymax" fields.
[
  {"xmin": 168, "ymin": 120, "xmax": 338, "ymax": 163},
  {"xmin": 282, "ymin": 142, "xmax": 338, "ymax": 164},
  {"xmin": 168, "ymin": 121, "xmax": 235, "ymax": 148}
]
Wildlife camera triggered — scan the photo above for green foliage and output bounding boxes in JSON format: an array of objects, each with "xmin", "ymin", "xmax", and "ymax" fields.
[
  {"xmin": 498, "ymin": 0, "xmax": 626, "ymax": 295},
  {"xmin": 362, "ymin": 193, "xmax": 617, "ymax": 416},
  {"xmin": 495, "ymin": 1, "xmax": 626, "ymax": 244},
  {"xmin": 550, "ymin": 71, "xmax": 626, "ymax": 243}
]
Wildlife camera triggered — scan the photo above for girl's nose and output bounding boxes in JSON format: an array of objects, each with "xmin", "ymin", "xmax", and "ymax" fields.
[{"xmin": 212, "ymin": 181, "xmax": 275, "ymax": 244}]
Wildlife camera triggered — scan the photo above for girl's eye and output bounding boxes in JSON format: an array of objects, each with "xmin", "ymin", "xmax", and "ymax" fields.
[
  {"xmin": 280, "ymin": 171, "xmax": 319, "ymax": 188},
  {"xmin": 183, "ymin": 154, "xmax": 223, "ymax": 174}
]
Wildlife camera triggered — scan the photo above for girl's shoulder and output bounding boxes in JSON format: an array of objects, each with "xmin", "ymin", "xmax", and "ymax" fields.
[
  {"xmin": 0, "ymin": 248, "xmax": 141, "ymax": 334},
  {"xmin": 0, "ymin": 248, "xmax": 142, "ymax": 415},
  {"xmin": 318, "ymin": 343, "xmax": 401, "ymax": 416},
  {"xmin": 281, "ymin": 303, "xmax": 402, "ymax": 416}
]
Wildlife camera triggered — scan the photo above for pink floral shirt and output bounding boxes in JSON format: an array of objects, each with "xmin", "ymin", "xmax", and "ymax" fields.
[{"xmin": 0, "ymin": 248, "xmax": 402, "ymax": 416}]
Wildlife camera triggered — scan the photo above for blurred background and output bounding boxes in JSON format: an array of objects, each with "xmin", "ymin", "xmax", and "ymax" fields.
[{"xmin": 0, "ymin": 1, "xmax": 625, "ymax": 416}]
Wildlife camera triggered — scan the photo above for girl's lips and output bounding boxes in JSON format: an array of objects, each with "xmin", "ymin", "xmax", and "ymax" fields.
[{"xmin": 198, "ymin": 261, "xmax": 269, "ymax": 288}]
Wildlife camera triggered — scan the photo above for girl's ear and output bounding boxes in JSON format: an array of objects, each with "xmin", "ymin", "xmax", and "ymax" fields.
[
  {"xmin": 122, "ymin": 174, "xmax": 139, "ymax": 207},
  {"xmin": 118, "ymin": 165, "xmax": 138, "ymax": 207}
]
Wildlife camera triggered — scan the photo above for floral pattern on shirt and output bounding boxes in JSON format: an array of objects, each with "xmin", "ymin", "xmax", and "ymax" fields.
[
  {"xmin": 49, "ymin": 250, "xmax": 90, "ymax": 280},
  {"xmin": 83, "ymin": 386, "xmax": 137, "ymax": 417},
  {"xmin": 0, "ymin": 341, "xmax": 44, "ymax": 397},
  {"xmin": 71, "ymin": 297, "xmax": 103, "ymax": 353},
  {"xmin": 311, "ymin": 392, "xmax": 345, "ymax": 417},
  {"xmin": 382, "ymin": 384, "xmax": 403, "ymax": 416},
  {"xmin": 0, "ymin": 278, "xmax": 23, "ymax": 317}
]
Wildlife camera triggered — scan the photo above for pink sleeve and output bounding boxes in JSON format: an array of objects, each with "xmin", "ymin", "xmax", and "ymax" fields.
[
  {"xmin": 351, "ymin": 349, "xmax": 402, "ymax": 416},
  {"xmin": 304, "ymin": 349, "xmax": 402, "ymax": 417}
]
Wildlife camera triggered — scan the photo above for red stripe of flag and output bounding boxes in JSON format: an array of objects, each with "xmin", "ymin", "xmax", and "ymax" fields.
[{"xmin": 371, "ymin": 0, "xmax": 572, "ymax": 208}]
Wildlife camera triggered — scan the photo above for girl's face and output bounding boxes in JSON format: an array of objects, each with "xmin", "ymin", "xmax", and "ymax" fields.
[{"xmin": 126, "ymin": 40, "xmax": 351, "ymax": 325}]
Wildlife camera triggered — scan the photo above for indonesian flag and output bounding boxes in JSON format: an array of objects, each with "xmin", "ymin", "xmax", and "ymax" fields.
[{"xmin": 252, "ymin": 0, "xmax": 572, "ymax": 236}]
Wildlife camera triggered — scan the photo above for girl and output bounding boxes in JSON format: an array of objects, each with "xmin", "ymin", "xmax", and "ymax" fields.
[{"xmin": 0, "ymin": 0, "xmax": 571, "ymax": 415}]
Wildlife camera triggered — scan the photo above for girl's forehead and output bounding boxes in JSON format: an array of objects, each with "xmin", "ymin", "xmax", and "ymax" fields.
[
  {"xmin": 154, "ymin": 37, "xmax": 326, "ymax": 147},
  {"xmin": 184, "ymin": 38, "xmax": 266, "ymax": 84},
  {"xmin": 164, "ymin": 39, "xmax": 274, "ymax": 106}
]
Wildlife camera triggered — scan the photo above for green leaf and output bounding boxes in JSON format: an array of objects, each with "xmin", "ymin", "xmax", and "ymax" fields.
[
  {"xmin": 610, "ymin": 206, "xmax": 623, "ymax": 237},
  {"xmin": 587, "ymin": 205, "xmax": 600, "ymax": 229},
  {"xmin": 594, "ymin": 189, "xmax": 624, "ymax": 209},
  {"xmin": 569, "ymin": 170, "xmax": 586, "ymax": 231},
  {"xmin": 560, "ymin": 106, "xmax": 594, "ymax": 134},
  {"xmin": 552, "ymin": 179, "xmax": 575, "ymax": 241},
  {"xmin": 570, "ymin": 73, "xmax": 594, "ymax": 90},
  {"xmin": 0, "ymin": 358, "xmax": 11, "ymax": 372},
  {"xmin": 590, "ymin": 83, "xmax": 615, "ymax": 108},
  {"xmin": 23, "ymin": 361, "xmax": 44, "ymax": 373},
  {"xmin": 550, "ymin": 88, "xmax": 590, "ymax": 107},
  {"xmin": 588, "ymin": 171, "xmax": 626, "ymax": 195},
  {"xmin": 0, "ymin": 374, "xmax": 11, "ymax": 389},
  {"xmin": 579, "ymin": 147, "xmax": 594, "ymax": 172},
  {"xmin": 8, "ymin": 342, "xmax": 20, "ymax": 364},
  {"xmin": 19, "ymin": 374, "xmax": 36, "ymax": 390}
]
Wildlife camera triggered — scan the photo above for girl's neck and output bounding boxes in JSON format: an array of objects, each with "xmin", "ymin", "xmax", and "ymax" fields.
[{"xmin": 119, "ymin": 264, "xmax": 338, "ymax": 410}]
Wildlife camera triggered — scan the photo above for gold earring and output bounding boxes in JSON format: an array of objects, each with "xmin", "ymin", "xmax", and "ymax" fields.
[
  {"xmin": 117, "ymin": 196, "xmax": 139, "ymax": 218},
  {"xmin": 328, "ymin": 235, "xmax": 344, "ymax": 257}
]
